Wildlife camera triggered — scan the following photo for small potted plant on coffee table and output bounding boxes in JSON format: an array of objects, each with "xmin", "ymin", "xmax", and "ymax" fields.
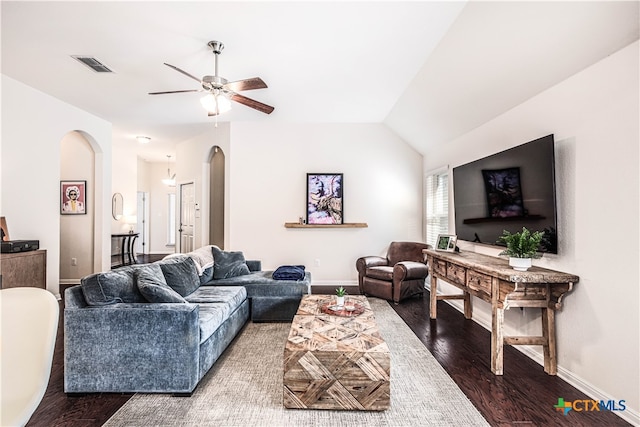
[
  {"xmin": 335, "ymin": 286, "xmax": 346, "ymax": 306},
  {"xmin": 497, "ymin": 227, "xmax": 544, "ymax": 271}
]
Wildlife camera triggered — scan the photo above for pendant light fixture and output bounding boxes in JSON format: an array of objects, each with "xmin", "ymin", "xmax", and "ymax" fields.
[{"xmin": 162, "ymin": 155, "xmax": 176, "ymax": 186}]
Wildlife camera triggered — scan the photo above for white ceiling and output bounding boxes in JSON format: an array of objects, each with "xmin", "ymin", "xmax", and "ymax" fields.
[{"xmin": 2, "ymin": 1, "xmax": 638, "ymax": 162}]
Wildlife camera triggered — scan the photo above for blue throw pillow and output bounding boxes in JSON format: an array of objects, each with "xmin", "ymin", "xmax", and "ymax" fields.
[
  {"xmin": 135, "ymin": 264, "xmax": 187, "ymax": 303},
  {"xmin": 81, "ymin": 266, "xmax": 146, "ymax": 306},
  {"xmin": 158, "ymin": 256, "xmax": 201, "ymax": 297},
  {"xmin": 212, "ymin": 247, "xmax": 251, "ymax": 279},
  {"xmin": 200, "ymin": 266, "xmax": 214, "ymax": 284}
]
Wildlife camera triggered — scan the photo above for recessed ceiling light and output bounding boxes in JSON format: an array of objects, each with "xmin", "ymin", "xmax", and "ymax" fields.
[{"xmin": 136, "ymin": 136, "xmax": 151, "ymax": 144}]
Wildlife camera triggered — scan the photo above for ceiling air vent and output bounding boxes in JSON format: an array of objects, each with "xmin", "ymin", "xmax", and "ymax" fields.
[{"xmin": 72, "ymin": 56, "xmax": 114, "ymax": 73}]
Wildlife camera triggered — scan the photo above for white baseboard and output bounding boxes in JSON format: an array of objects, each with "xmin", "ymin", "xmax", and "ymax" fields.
[
  {"xmin": 442, "ymin": 298, "xmax": 639, "ymax": 425},
  {"xmin": 310, "ymin": 280, "xmax": 358, "ymax": 288}
]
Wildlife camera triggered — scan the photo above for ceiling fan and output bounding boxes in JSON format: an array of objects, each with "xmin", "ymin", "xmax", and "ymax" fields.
[{"xmin": 149, "ymin": 41, "xmax": 274, "ymax": 116}]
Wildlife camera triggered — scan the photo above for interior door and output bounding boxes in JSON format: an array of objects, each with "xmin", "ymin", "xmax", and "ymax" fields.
[{"xmin": 179, "ymin": 182, "xmax": 195, "ymax": 253}]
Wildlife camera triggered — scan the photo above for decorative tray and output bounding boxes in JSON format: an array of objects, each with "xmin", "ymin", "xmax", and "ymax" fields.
[{"xmin": 320, "ymin": 302, "xmax": 365, "ymax": 317}]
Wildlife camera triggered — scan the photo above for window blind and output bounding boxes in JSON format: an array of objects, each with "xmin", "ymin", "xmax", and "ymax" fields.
[{"xmin": 425, "ymin": 168, "xmax": 449, "ymax": 248}]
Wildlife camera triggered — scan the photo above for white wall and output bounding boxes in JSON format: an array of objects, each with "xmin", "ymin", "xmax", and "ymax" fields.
[
  {"xmin": 111, "ymin": 143, "xmax": 139, "ymax": 234},
  {"xmin": 176, "ymin": 123, "xmax": 231, "ymax": 251},
  {"xmin": 1, "ymin": 75, "xmax": 113, "ymax": 295},
  {"xmin": 60, "ymin": 132, "xmax": 95, "ymax": 281},
  {"xmin": 228, "ymin": 122, "xmax": 424, "ymax": 283},
  {"xmin": 425, "ymin": 42, "xmax": 639, "ymax": 421}
]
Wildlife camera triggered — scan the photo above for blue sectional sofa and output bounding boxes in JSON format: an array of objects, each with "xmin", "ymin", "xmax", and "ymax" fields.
[{"xmin": 64, "ymin": 247, "xmax": 311, "ymax": 394}]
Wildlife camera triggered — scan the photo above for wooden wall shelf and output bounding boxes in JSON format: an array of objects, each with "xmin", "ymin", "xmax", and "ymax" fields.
[{"xmin": 284, "ymin": 222, "xmax": 368, "ymax": 229}]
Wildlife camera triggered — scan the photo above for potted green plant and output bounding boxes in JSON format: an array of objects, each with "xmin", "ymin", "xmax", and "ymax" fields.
[
  {"xmin": 335, "ymin": 286, "xmax": 346, "ymax": 306},
  {"xmin": 497, "ymin": 227, "xmax": 544, "ymax": 271}
]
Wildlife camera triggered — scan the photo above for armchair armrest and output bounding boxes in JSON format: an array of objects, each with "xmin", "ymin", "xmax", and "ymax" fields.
[
  {"xmin": 64, "ymin": 303, "xmax": 200, "ymax": 393},
  {"xmin": 393, "ymin": 261, "xmax": 429, "ymax": 281},
  {"xmin": 356, "ymin": 256, "xmax": 388, "ymax": 275}
]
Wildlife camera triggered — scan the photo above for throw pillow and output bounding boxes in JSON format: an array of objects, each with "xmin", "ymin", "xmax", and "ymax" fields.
[
  {"xmin": 158, "ymin": 256, "xmax": 201, "ymax": 297},
  {"xmin": 212, "ymin": 246, "xmax": 251, "ymax": 279},
  {"xmin": 200, "ymin": 266, "xmax": 214, "ymax": 284},
  {"xmin": 157, "ymin": 255, "xmax": 200, "ymax": 297},
  {"xmin": 135, "ymin": 264, "xmax": 187, "ymax": 303},
  {"xmin": 81, "ymin": 266, "xmax": 146, "ymax": 306}
]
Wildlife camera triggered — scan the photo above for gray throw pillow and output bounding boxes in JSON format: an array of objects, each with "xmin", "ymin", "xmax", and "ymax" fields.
[
  {"xmin": 212, "ymin": 246, "xmax": 251, "ymax": 279},
  {"xmin": 200, "ymin": 266, "xmax": 214, "ymax": 284},
  {"xmin": 158, "ymin": 256, "xmax": 201, "ymax": 297},
  {"xmin": 81, "ymin": 266, "xmax": 146, "ymax": 306},
  {"xmin": 135, "ymin": 264, "xmax": 187, "ymax": 303}
]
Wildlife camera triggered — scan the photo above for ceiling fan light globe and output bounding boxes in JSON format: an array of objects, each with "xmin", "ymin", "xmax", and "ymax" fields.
[
  {"xmin": 216, "ymin": 95, "xmax": 232, "ymax": 113},
  {"xmin": 200, "ymin": 93, "xmax": 231, "ymax": 114}
]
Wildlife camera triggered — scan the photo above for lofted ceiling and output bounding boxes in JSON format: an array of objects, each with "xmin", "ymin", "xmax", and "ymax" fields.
[{"xmin": 2, "ymin": 1, "xmax": 638, "ymax": 162}]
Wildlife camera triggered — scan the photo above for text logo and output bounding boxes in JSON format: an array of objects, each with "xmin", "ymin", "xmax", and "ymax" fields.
[{"xmin": 554, "ymin": 398, "xmax": 626, "ymax": 416}]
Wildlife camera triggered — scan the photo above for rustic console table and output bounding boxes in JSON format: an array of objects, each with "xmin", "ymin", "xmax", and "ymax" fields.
[{"xmin": 424, "ymin": 249, "xmax": 578, "ymax": 376}]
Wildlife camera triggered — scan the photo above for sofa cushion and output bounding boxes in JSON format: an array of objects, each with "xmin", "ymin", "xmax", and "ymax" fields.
[
  {"xmin": 136, "ymin": 264, "xmax": 187, "ymax": 303},
  {"xmin": 203, "ymin": 271, "xmax": 311, "ymax": 298},
  {"xmin": 212, "ymin": 247, "xmax": 250, "ymax": 279},
  {"xmin": 81, "ymin": 266, "xmax": 145, "ymax": 306},
  {"xmin": 158, "ymin": 256, "xmax": 201, "ymax": 297},
  {"xmin": 185, "ymin": 286, "xmax": 247, "ymax": 343},
  {"xmin": 185, "ymin": 285, "xmax": 247, "ymax": 307}
]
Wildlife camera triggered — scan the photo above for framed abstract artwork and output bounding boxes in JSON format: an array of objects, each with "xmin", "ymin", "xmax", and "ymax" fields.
[
  {"xmin": 306, "ymin": 173, "xmax": 343, "ymax": 225},
  {"xmin": 61, "ymin": 180, "xmax": 87, "ymax": 215}
]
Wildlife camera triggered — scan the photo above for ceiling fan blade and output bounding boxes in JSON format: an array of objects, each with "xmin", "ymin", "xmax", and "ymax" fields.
[
  {"xmin": 230, "ymin": 93, "xmax": 275, "ymax": 114},
  {"xmin": 164, "ymin": 63, "xmax": 202, "ymax": 83},
  {"xmin": 224, "ymin": 77, "xmax": 268, "ymax": 92},
  {"xmin": 148, "ymin": 89, "xmax": 200, "ymax": 95}
]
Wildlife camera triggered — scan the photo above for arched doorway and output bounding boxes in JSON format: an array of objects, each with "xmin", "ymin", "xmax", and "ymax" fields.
[
  {"xmin": 59, "ymin": 131, "xmax": 96, "ymax": 284},
  {"xmin": 208, "ymin": 145, "xmax": 225, "ymax": 248}
]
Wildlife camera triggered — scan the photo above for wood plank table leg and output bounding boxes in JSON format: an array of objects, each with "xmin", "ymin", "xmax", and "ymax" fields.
[
  {"xmin": 491, "ymin": 277, "xmax": 504, "ymax": 375},
  {"xmin": 463, "ymin": 292, "xmax": 472, "ymax": 319},
  {"xmin": 430, "ymin": 274, "xmax": 438, "ymax": 319},
  {"xmin": 491, "ymin": 306, "xmax": 504, "ymax": 375},
  {"xmin": 541, "ymin": 307, "xmax": 557, "ymax": 375}
]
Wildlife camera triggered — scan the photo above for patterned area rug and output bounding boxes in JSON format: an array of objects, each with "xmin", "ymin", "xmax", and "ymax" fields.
[{"xmin": 104, "ymin": 298, "xmax": 489, "ymax": 426}]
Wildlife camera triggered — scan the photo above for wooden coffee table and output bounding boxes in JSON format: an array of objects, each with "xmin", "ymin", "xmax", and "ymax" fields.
[{"xmin": 283, "ymin": 295, "xmax": 390, "ymax": 411}]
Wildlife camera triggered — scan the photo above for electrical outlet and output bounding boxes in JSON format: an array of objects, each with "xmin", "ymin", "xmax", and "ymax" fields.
[
  {"xmin": 71, "ymin": 257, "xmax": 77, "ymax": 266},
  {"xmin": 314, "ymin": 259, "xmax": 321, "ymax": 267}
]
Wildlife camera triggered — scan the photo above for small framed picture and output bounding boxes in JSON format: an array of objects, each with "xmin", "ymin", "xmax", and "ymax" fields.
[
  {"xmin": 61, "ymin": 181, "xmax": 87, "ymax": 215},
  {"xmin": 436, "ymin": 234, "xmax": 457, "ymax": 252},
  {"xmin": 0, "ymin": 216, "xmax": 9, "ymax": 241}
]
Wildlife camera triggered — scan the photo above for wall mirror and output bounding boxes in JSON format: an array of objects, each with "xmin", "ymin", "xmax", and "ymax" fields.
[{"xmin": 112, "ymin": 193, "xmax": 124, "ymax": 220}]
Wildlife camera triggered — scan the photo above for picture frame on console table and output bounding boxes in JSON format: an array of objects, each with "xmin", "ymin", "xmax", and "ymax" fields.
[
  {"xmin": 306, "ymin": 173, "xmax": 343, "ymax": 225},
  {"xmin": 0, "ymin": 217, "xmax": 9, "ymax": 241},
  {"xmin": 436, "ymin": 234, "xmax": 457, "ymax": 252},
  {"xmin": 60, "ymin": 180, "xmax": 87, "ymax": 215}
]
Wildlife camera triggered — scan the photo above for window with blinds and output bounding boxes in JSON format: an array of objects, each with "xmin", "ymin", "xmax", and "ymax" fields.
[{"xmin": 425, "ymin": 168, "xmax": 449, "ymax": 247}]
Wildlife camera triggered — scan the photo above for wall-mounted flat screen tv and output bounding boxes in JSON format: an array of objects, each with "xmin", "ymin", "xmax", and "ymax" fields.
[{"xmin": 452, "ymin": 134, "xmax": 557, "ymax": 253}]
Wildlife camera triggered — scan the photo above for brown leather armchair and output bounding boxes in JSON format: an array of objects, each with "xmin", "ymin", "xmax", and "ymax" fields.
[{"xmin": 356, "ymin": 241, "xmax": 430, "ymax": 304}]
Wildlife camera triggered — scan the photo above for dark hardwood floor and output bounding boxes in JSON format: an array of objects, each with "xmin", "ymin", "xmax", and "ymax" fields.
[{"xmin": 29, "ymin": 275, "xmax": 630, "ymax": 426}]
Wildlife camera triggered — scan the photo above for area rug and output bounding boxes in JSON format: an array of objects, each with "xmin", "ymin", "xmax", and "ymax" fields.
[{"xmin": 104, "ymin": 298, "xmax": 489, "ymax": 426}]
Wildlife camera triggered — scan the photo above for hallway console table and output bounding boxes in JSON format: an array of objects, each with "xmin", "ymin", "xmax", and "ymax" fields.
[
  {"xmin": 111, "ymin": 233, "xmax": 139, "ymax": 268},
  {"xmin": 424, "ymin": 249, "xmax": 578, "ymax": 376}
]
